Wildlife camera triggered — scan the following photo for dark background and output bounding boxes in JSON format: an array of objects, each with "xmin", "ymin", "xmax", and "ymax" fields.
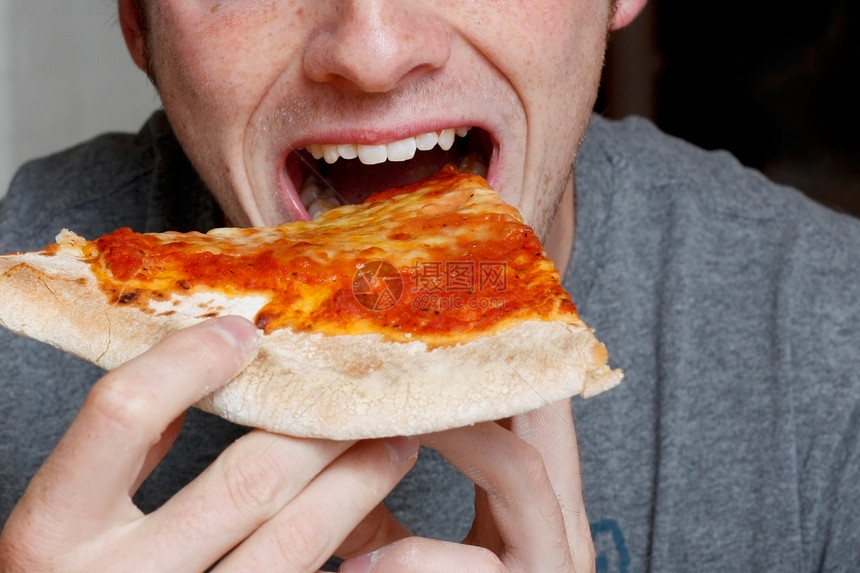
[{"xmin": 597, "ymin": 0, "xmax": 860, "ymax": 216}]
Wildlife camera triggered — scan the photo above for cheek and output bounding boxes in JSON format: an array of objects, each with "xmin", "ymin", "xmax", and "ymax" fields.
[
  {"xmin": 148, "ymin": 3, "xmax": 300, "ymax": 132},
  {"xmin": 151, "ymin": 35, "xmax": 235, "ymax": 121},
  {"xmin": 477, "ymin": 0, "xmax": 610, "ymax": 80},
  {"xmin": 143, "ymin": 4, "xmax": 305, "ymax": 222},
  {"xmin": 498, "ymin": 1, "xmax": 609, "ymax": 231},
  {"xmin": 525, "ymin": 0, "xmax": 611, "ymax": 129}
]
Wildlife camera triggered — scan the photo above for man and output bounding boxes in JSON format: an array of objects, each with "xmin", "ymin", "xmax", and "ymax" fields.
[{"xmin": 0, "ymin": 0, "xmax": 857, "ymax": 571}]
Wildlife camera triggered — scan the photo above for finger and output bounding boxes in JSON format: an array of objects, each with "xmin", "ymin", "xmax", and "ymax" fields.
[
  {"xmin": 212, "ymin": 436, "xmax": 418, "ymax": 572},
  {"xmin": 140, "ymin": 431, "xmax": 356, "ymax": 572},
  {"xmin": 464, "ymin": 487, "xmax": 503, "ymax": 554},
  {"xmin": 131, "ymin": 412, "xmax": 187, "ymax": 495},
  {"xmin": 423, "ymin": 422, "xmax": 574, "ymax": 569},
  {"xmin": 340, "ymin": 537, "xmax": 505, "ymax": 573},
  {"xmin": 335, "ymin": 502, "xmax": 412, "ymax": 560},
  {"xmin": 508, "ymin": 400, "xmax": 592, "ymax": 550},
  {"xmin": 27, "ymin": 316, "xmax": 260, "ymax": 529}
]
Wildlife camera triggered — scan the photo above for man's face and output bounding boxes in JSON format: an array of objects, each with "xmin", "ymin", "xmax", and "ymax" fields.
[{"xmin": 124, "ymin": 1, "xmax": 617, "ymax": 240}]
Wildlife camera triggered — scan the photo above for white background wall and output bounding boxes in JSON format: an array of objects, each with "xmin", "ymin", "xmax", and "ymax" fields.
[{"xmin": 0, "ymin": 1, "xmax": 158, "ymax": 198}]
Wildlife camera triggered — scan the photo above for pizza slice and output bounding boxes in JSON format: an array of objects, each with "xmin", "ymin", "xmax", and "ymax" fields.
[{"xmin": 0, "ymin": 167, "xmax": 621, "ymax": 439}]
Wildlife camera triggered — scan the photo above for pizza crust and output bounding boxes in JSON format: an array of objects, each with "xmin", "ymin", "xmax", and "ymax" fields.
[{"xmin": 0, "ymin": 247, "xmax": 622, "ymax": 439}]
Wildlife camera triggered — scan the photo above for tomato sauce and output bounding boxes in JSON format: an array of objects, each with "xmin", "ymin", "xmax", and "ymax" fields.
[{"xmin": 83, "ymin": 170, "xmax": 577, "ymax": 343}]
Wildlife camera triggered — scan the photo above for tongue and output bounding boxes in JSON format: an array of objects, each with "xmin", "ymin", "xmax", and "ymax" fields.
[{"xmin": 325, "ymin": 145, "xmax": 460, "ymax": 205}]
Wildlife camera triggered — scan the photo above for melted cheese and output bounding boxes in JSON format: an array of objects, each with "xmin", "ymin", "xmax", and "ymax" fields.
[{"xmin": 69, "ymin": 168, "xmax": 578, "ymax": 344}]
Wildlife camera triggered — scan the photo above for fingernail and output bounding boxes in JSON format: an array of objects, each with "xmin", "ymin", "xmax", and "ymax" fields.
[
  {"xmin": 340, "ymin": 551, "xmax": 376, "ymax": 573},
  {"xmin": 382, "ymin": 435, "xmax": 419, "ymax": 464},
  {"xmin": 211, "ymin": 315, "xmax": 262, "ymax": 359}
]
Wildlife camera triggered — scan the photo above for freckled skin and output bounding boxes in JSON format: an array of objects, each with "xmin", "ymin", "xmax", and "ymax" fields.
[
  {"xmin": 0, "ymin": 3, "xmax": 652, "ymax": 571},
  {"xmin": 120, "ymin": 0, "xmax": 642, "ymax": 271}
]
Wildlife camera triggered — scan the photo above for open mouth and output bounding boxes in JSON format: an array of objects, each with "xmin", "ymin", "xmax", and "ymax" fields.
[{"xmin": 288, "ymin": 127, "xmax": 493, "ymax": 219}]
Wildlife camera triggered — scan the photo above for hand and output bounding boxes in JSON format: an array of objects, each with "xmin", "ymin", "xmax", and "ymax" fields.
[
  {"xmin": 337, "ymin": 400, "xmax": 595, "ymax": 572},
  {"xmin": 0, "ymin": 316, "xmax": 418, "ymax": 572}
]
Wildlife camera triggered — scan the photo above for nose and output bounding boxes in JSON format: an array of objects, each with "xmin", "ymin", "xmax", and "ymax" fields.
[{"xmin": 303, "ymin": 0, "xmax": 451, "ymax": 93}]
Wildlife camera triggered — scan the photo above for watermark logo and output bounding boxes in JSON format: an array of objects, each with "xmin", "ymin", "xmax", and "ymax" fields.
[
  {"xmin": 353, "ymin": 260, "xmax": 508, "ymax": 313},
  {"xmin": 412, "ymin": 260, "xmax": 507, "ymax": 293},
  {"xmin": 352, "ymin": 260, "xmax": 404, "ymax": 311},
  {"xmin": 411, "ymin": 260, "xmax": 507, "ymax": 312}
]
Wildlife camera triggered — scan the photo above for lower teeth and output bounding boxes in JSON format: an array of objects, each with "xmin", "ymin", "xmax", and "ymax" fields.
[
  {"xmin": 458, "ymin": 153, "xmax": 489, "ymax": 178},
  {"xmin": 307, "ymin": 194, "xmax": 343, "ymax": 219},
  {"xmin": 301, "ymin": 175, "xmax": 345, "ymax": 218},
  {"xmin": 299, "ymin": 182, "xmax": 323, "ymax": 207}
]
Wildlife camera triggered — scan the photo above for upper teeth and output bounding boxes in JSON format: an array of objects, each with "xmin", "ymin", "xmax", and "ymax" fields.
[{"xmin": 304, "ymin": 127, "xmax": 471, "ymax": 166}]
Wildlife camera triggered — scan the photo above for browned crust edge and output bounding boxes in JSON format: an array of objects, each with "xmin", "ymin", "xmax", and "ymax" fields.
[{"xmin": 0, "ymin": 251, "xmax": 622, "ymax": 439}]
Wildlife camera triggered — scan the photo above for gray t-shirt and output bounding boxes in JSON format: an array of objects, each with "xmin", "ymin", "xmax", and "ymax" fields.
[{"xmin": 1, "ymin": 112, "xmax": 858, "ymax": 571}]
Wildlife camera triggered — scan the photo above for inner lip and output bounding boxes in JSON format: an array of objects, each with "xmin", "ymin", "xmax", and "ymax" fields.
[{"xmin": 288, "ymin": 127, "xmax": 493, "ymax": 210}]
